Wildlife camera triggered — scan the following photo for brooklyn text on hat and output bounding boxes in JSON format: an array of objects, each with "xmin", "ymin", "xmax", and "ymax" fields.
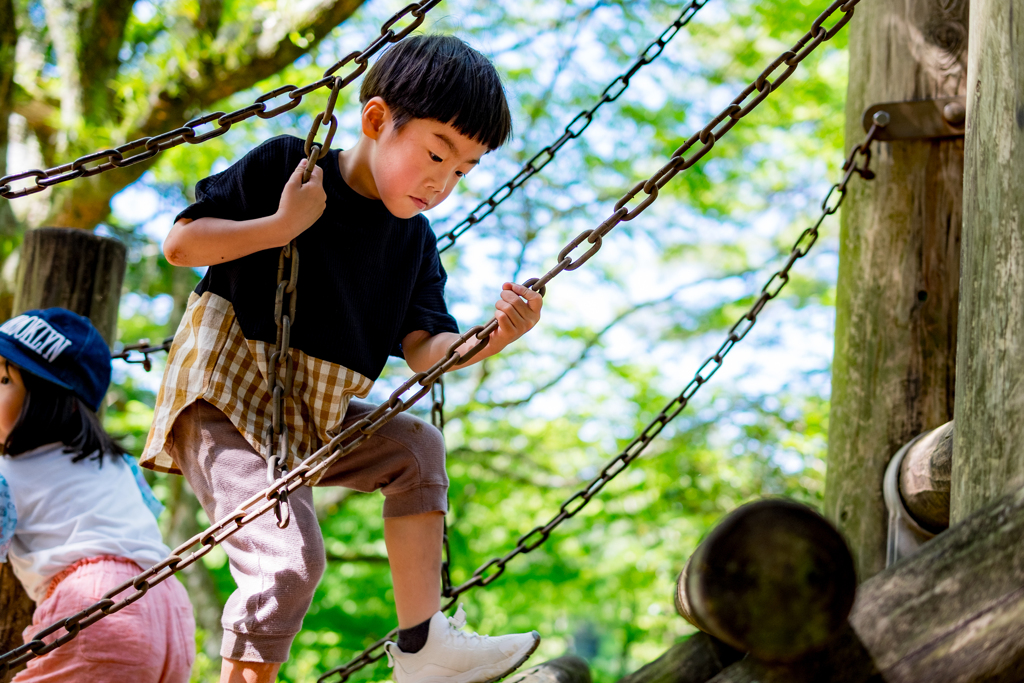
[{"xmin": 0, "ymin": 315, "xmax": 74, "ymax": 363}]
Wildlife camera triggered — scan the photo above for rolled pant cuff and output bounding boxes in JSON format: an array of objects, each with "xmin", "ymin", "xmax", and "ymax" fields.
[
  {"xmin": 221, "ymin": 628, "xmax": 297, "ymax": 664},
  {"xmin": 383, "ymin": 484, "xmax": 449, "ymax": 518}
]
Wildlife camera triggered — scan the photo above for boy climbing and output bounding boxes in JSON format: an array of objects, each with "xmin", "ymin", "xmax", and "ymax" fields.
[{"xmin": 143, "ymin": 34, "xmax": 544, "ymax": 683}]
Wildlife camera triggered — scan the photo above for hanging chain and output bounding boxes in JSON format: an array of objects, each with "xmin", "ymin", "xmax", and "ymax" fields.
[
  {"xmin": 436, "ymin": 0, "xmax": 710, "ymax": 254},
  {"xmin": 429, "ymin": 378, "xmax": 455, "ymax": 597},
  {"xmin": 316, "ymin": 112, "xmax": 881, "ymax": 683},
  {"xmin": 0, "ymin": 1, "xmax": 863, "ymax": 677},
  {"xmin": 0, "ymin": 0, "xmax": 441, "ymax": 200}
]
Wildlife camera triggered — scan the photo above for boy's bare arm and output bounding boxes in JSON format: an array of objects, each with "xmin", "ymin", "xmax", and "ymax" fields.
[
  {"xmin": 164, "ymin": 160, "xmax": 326, "ymax": 267},
  {"xmin": 403, "ymin": 283, "xmax": 543, "ymax": 373}
]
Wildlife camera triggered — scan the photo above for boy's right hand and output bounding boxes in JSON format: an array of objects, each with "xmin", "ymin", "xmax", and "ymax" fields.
[{"xmin": 274, "ymin": 159, "xmax": 327, "ymax": 240}]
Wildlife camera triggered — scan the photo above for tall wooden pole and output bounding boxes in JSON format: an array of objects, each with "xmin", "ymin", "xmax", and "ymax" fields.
[
  {"xmin": 950, "ymin": 0, "xmax": 1024, "ymax": 524},
  {"xmin": 0, "ymin": 227, "xmax": 125, "ymax": 680},
  {"xmin": 824, "ymin": 0, "xmax": 969, "ymax": 581}
]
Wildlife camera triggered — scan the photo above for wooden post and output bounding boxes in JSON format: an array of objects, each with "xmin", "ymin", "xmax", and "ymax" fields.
[
  {"xmin": 674, "ymin": 500, "xmax": 856, "ymax": 663},
  {"xmin": 12, "ymin": 228, "xmax": 126, "ymax": 345},
  {"xmin": 0, "ymin": 227, "xmax": 125, "ymax": 679},
  {"xmin": 949, "ymin": 0, "xmax": 1024, "ymax": 524},
  {"xmin": 824, "ymin": 0, "xmax": 969, "ymax": 581}
]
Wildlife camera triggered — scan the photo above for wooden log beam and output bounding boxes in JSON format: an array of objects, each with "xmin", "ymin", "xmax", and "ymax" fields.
[
  {"xmin": 674, "ymin": 500, "xmax": 856, "ymax": 663},
  {"xmin": 950, "ymin": 0, "xmax": 1024, "ymax": 523},
  {"xmin": 506, "ymin": 656, "xmax": 591, "ymax": 683},
  {"xmin": 899, "ymin": 421, "xmax": 953, "ymax": 532},
  {"xmin": 825, "ymin": 0, "xmax": 969, "ymax": 580},
  {"xmin": 1, "ymin": 226, "xmax": 125, "ymax": 680},
  {"xmin": 707, "ymin": 482, "xmax": 1024, "ymax": 683},
  {"xmin": 615, "ymin": 633, "xmax": 741, "ymax": 683}
]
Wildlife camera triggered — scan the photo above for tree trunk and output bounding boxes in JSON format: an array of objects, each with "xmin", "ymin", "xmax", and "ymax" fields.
[
  {"xmin": 949, "ymin": 0, "xmax": 1024, "ymax": 524},
  {"xmin": 0, "ymin": 227, "xmax": 125, "ymax": 679},
  {"xmin": 674, "ymin": 500, "xmax": 856, "ymax": 663},
  {"xmin": 615, "ymin": 633, "xmax": 741, "ymax": 683},
  {"xmin": 825, "ymin": 0, "xmax": 970, "ymax": 581},
  {"xmin": 708, "ymin": 483, "xmax": 1024, "ymax": 683}
]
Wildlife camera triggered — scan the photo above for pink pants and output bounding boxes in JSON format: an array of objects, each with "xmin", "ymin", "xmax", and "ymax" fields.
[{"xmin": 14, "ymin": 556, "xmax": 195, "ymax": 683}]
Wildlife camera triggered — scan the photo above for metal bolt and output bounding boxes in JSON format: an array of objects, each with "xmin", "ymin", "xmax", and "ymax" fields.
[
  {"xmin": 873, "ymin": 110, "xmax": 891, "ymax": 127},
  {"xmin": 943, "ymin": 101, "xmax": 966, "ymax": 127}
]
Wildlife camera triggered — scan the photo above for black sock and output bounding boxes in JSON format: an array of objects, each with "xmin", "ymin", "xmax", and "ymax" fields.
[{"xmin": 397, "ymin": 617, "xmax": 432, "ymax": 653}]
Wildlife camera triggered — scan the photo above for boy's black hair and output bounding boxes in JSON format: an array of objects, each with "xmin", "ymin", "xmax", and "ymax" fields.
[
  {"xmin": 4, "ymin": 363, "xmax": 126, "ymax": 463},
  {"xmin": 361, "ymin": 34, "xmax": 513, "ymax": 150}
]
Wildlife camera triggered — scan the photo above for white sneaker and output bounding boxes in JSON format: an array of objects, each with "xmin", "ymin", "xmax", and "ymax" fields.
[{"xmin": 385, "ymin": 605, "xmax": 541, "ymax": 683}]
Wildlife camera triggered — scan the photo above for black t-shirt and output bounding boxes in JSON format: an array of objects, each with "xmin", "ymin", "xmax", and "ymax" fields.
[{"xmin": 175, "ymin": 135, "xmax": 460, "ymax": 381}]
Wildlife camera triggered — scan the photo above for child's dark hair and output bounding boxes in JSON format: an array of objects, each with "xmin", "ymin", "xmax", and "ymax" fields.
[
  {"xmin": 4, "ymin": 363, "xmax": 126, "ymax": 463},
  {"xmin": 361, "ymin": 34, "xmax": 513, "ymax": 150}
]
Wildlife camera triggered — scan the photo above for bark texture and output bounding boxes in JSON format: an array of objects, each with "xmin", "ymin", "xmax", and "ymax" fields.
[
  {"xmin": 709, "ymin": 483, "xmax": 1024, "ymax": 683},
  {"xmin": 0, "ymin": 227, "xmax": 126, "ymax": 677},
  {"xmin": 950, "ymin": 0, "xmax": 1024, "ymax": 523},
  {"xmin": 825, "ymin": 0, "xmax": 969, "ymax": 581},
  {"xmin": 615, "ymin": 633, "xmax": 741, "ymax": 683}
]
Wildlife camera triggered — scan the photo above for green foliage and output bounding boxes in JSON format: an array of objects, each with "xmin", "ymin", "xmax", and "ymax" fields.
[{"xmin": 77, "ymin": 0, "xmax": 852, "ymax": 681}]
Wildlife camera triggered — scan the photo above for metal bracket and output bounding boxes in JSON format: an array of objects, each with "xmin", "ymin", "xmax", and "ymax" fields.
[{"xmin": 863, "ymin": 97, "xmax": 966, "ymax": 141}]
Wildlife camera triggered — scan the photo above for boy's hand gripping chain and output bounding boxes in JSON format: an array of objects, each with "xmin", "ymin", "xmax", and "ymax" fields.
[{"xmin": 0, "ymin": 1, "xmax": 865, "ymax": 677}]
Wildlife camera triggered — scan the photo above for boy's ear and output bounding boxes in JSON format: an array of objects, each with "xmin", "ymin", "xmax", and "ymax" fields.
[{"xmin": 361, "ymin": 97, "xmax": 389, "ymax": 141}]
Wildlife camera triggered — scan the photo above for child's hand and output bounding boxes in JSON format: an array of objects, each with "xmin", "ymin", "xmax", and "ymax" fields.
[
  {"xmin": 274, "ymin": 159, "xmax": 327, "ymax": 240},
  {"xmin": 489, "ymin": 282, "xmax": 543, "ymax": 351}
]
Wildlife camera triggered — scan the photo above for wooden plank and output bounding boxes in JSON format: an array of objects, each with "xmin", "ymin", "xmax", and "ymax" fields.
[
  {"xmin": 950, "ymin": 0, "xmax": 1024, "ymax": 523},
  {"xmin": 825, "ymin": 0, "xmax": 969, "ymax": 580}
]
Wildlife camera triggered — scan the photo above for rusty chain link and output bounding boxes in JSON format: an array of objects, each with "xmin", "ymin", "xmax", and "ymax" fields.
[
  {"xmin": 0, "ymin": 0, "xmax": 440, "ymax": 200},
  {"xmin": 111, "ymin": 337, "xmax": 173, "ymax": 372},
  {"xmin": 0, "ymin": 1, "xmax": 863, "ymax": 677},
  {"xmin": 436, "ymin": 0, "xmax": 709, "ymax": 253},
  {"xmin": 429, "ymin": 378, "xmax": 456, "ymax": 598}
]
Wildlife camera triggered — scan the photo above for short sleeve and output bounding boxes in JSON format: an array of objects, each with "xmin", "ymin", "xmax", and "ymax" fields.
[
  {"xmin": 0, "ymin": 473, "xmax": 15, "ymax": 563},
  {"xmin": 175, "ymin": 135, "xmax": 304, "ymax": 224},
  {"xmin": 123, "ymin": 454, "xmax": 165, "ymax": 520},
  {"xmin": 392, "ymin": 225, "xmax": 460, "ymax": 357}
]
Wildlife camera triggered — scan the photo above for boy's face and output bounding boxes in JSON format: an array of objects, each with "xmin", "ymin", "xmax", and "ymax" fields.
[{"xmin": 368, "ymin": 100, "xmax": 492, "ymax": 219}]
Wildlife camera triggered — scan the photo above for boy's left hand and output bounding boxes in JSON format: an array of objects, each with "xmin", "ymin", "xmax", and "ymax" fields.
[{"xmin": 489, "ymin": 282, "xmax": 543, "ymax": 350}]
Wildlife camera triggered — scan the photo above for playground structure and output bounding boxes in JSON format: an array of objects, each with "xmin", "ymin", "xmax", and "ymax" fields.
[{"xmin": 2, "ymin": 0, "xmax": 1024, "ymax": 682}]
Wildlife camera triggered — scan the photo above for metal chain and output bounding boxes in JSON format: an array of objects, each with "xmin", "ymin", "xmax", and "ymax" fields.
[
  {"xmin": 0, "ymin": 0, "xmax": 441, "ymax": 200},
  {"xmin": 435, "ymin": 0, "xmax": 710, "ymax": 254},
  {"xmin": 315, "ymin": 109, "xmax": 881, "ymax": 683},
  {"xmin": 0, "ymin": 1, "xmax": 862, "ymax": 677},
  {"xmin": 429, "ymin": 378, "xmax": 456, "ymax": 598},
  {"xmin": 111, "ymin": 337, "xmax": 173, "ymax": 372}
]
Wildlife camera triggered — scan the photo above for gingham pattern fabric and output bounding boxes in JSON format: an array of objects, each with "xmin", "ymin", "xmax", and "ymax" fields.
[{"xmin": 141, "ymin": 292, "xmax": 373, "ymax": 483}]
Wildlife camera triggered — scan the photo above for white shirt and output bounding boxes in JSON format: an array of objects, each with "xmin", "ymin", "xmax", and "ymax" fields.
[{"xmin": 0, "ymin": 443, "xmax": 170, "ymax": 603}]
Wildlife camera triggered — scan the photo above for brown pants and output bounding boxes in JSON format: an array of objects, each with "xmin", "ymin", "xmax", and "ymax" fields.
[{"xmin": 168, "ymin": 399, "xmax": 447, "ymax": 664}]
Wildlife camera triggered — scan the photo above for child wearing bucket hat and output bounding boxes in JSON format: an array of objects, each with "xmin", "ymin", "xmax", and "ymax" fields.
[{"xmin": 0, "ymin": 308, "xmax": 195, "ymax": 683}]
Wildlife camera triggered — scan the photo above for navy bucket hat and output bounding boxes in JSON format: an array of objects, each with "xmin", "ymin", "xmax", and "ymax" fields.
[{"xmin": 0, "ymin": 308, "xmax": 111, "ymax": 412}]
